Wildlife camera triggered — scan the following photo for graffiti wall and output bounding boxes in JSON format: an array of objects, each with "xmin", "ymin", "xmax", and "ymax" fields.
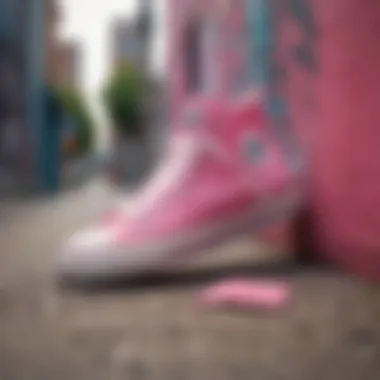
[
  {"xmin": 168, "ymin": 0, "xmax": 254, "ymax": 126},
  {"xmin": 275, "ymin": 0, "xmax": 318, "ymax": 150},
  {"xmin": 248, "ymin": 0, "xmax": 318, "ymax": 163}
]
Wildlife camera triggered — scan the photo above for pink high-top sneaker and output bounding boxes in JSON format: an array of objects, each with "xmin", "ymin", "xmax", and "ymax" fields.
[{"xmin": 58, "ymin": 98, "xmax": 302, "ymax": 280}]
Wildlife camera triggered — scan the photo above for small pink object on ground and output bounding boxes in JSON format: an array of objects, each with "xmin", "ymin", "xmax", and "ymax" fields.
[{"xmin": 200, "ymin": 278, "xmax": 292, "ymax": 310}]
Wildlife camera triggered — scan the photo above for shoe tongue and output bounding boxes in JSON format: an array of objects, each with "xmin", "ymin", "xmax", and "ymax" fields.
[{"xmin": 118, "ymin": 130, "xmax": 217, "ymax": 218}]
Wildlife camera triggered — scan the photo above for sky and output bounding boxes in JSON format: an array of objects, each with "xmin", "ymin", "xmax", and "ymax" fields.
[
  {"xmin": 58, "ymin": 0, "xmax": 167, "ymax": 149},
  {"xmin": 58, "ymin": 0, "xmax": 166, "ymax": 90}
]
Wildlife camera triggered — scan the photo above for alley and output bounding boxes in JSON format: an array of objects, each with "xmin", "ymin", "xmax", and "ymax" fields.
[{"xmin": 0, "ymin": 179, "xmax": 379, "ymax": 380}]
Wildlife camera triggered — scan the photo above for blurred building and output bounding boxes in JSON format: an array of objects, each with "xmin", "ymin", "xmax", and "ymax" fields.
[
  {"xmin": 111, "ymin": 0, "xmax": 153, "ymax": 72},
  {"xmin": 45, "ymin": 0, "xmax": 81, "ymax": 88},
  {"xmin": 45, "ymin": 0, "xmax": 61, "ymax": 84},
  {"xmin": 135, "ymin": 0, "xmax": 153, "ymax": 72},
  {"xmin": 111, "ymin": 20, "xmax": 138, "ymax": 68},
  {"xmin": 55, "ymin": 41, "xmax": 81, "ymax": 88}
]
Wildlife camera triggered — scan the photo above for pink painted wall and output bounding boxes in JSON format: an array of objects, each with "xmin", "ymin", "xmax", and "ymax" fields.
[
  {"xmin": 273, "ymin": 0, "xmax": 380, "ymax": 279},
  {"xmin": 313, "ymin": 0, "xmax": 380, "ymax": 280}
]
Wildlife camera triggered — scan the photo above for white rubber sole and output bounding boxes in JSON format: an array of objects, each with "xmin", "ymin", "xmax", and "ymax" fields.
[{"xmin": 58, "ymin": 191, "xmax": 301, "ymax": 281}]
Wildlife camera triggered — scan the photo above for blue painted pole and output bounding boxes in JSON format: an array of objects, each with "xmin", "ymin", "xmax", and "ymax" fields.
[
  {"xmin": 27, "ymin": 0, "xmax": 46, "ymax": 191},
  {"xmin": 247, "ymin": 0, "xmax": 272, "ymax": 86},
  {"xmin": 247, "ymin": 0, "xmax": 282, "ymax": 116}
]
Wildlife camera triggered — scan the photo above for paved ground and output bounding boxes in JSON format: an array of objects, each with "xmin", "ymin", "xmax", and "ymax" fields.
[{"xmin": 0, "ymin": 178, "xmax": 379, "ymax": 380}]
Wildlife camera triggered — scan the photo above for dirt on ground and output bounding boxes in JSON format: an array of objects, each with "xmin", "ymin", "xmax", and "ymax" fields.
[{"xmin": 0, "ymin": 179, "xmax": 379, "ymax": 380}]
